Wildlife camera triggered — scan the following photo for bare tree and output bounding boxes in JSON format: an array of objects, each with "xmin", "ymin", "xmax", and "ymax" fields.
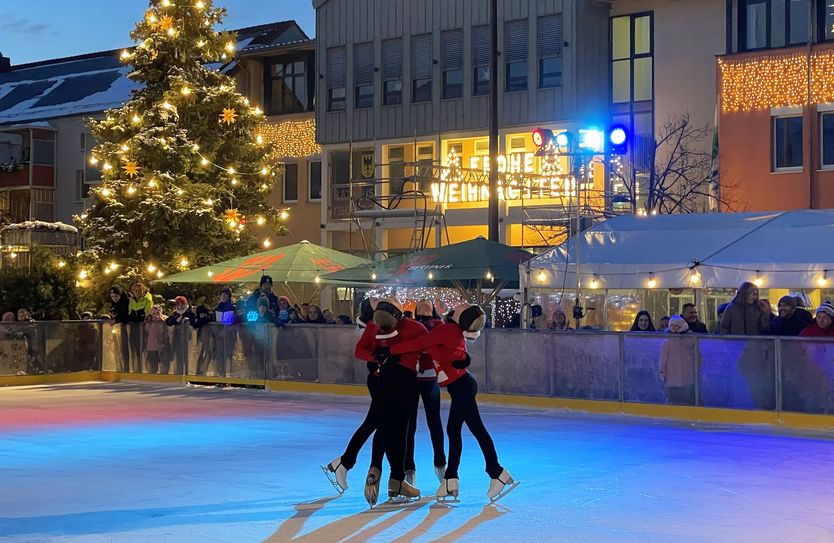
[{"xmin": 611, "ymin": 113, "xmax": 742, "ymax": 214}]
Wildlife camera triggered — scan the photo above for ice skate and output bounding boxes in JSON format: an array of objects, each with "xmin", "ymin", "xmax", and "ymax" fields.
[
  {"xmin": 387, "ymin": 477, "xmax": 420, "ymax": 503},
  {"xmin": 434, "ymin": 464, "xmax": 446, "ymax": 484},
  {"xmin": 487, "ymin": 469, "xmax": 519, "ymax": 503},
  {"xmin": 405, "ymin": 469, "xmax": 416, "ymax": 487},
  {"xmin": 435, "ymin": 478, "xmax": 460, "ymax": 503},
  {"xmin": 320, "ymin": 457, "xmax": 348, "ymax": 494},
  {"xmin": 364, "ymin": 467, "xmax": 381, "ymax": 508}
]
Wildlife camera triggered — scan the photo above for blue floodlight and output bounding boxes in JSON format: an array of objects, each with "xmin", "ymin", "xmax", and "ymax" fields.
[
  {"xmin": 555, "ymin": 131, "xmax": 571, "ymax": 148},
  {"xmin": 609, "ymin": 125, "xmax": 629, "ymax": 154},
  {"xmin": 579, "ymin": 129, "xmax": 605, "ymax": 153}
]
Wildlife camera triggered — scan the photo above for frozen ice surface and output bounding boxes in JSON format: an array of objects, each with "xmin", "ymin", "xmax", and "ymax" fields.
[{"xmin": 0, "ymin": 382, "xmax": 833, "ymax": 542}]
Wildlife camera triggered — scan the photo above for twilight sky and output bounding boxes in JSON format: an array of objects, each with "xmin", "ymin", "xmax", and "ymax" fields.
[{"xmin": 0, "ymin": 0, "xmax": 316, "ymax": 65}]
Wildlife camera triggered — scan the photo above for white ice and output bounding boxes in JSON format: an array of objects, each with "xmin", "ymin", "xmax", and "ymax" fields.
[{"xmin": 0, "ymin": 382, "xmax": 833, "ymax": 542}]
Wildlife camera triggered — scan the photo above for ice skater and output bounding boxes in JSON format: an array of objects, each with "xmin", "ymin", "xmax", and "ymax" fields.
[{"xmin": 390, "ymin": 303, "xmax": 518, "ymax": 503}]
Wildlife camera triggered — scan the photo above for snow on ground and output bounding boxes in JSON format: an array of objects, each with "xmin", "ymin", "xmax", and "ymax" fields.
[{"xmin": 0, "ymin": 382, "xmax": 833, "ymax": 542}]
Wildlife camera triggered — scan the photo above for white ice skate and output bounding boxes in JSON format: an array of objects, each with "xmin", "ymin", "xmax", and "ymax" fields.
[
  {"xmin": 435, "ymin": 478, "xmax": 460, "ymax": 503},
  {"xmin": 387, "ymin": 477, "xmax": 420, "ymax": 503},
  {"xmin": 320, "ymin": 457, "xmax": 348, "ymax": 494},
  {"xmin": 434, "ymin": 465, "xmax": 446, "ymax": 484},
  {"xmin": 364, "ymin": 467, "xmax": 381, "ymax": 508},
  {"xmin": 405, "ymin": 469, "xmax": 416, "ymax": 487},
  {"xmin": 487, "ymin": 469, "xmax": 519, "ymax": 503}
]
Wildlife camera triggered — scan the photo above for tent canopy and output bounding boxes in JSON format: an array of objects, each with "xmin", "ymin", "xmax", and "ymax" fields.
[
  {"xmin": 324, "ymin": 237, "xmax": 534, "ymax": 295},
  {"xmin": 158, "ymin": 240, "xmax": 369, "ymax": 285},
  {"xmin": 525, "ymin": 210, "xmax": 834, "ymax": 290}
]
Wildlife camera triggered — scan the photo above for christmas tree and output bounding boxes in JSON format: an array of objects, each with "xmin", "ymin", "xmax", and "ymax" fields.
[{"xmin": 75, "ymin": 0, "xmax": 286, "ymax": 300}]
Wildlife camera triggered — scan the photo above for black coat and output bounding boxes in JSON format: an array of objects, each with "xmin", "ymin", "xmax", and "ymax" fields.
[
  {"xmin": 770, "ymin": 309, "xmax": 814, "ymax": 336},
  {"xmin": 246, "ymin": 291, "xmax": 279, "ymax": 318},
  {"xmin": 110, "ymin": 297, "xmax": 130, "ymax": 324},
  {"xmin": 686, "ymin": 320, "xmax": 709, "ymax": 334},
  {"xmin": 166, "ymin": 307, "xmax": 197, "ymax": 327}
]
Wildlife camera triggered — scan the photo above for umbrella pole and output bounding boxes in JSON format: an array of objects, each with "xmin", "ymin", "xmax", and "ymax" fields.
[{"xmin": 283, "ymin": 282, "xmax": 302, "ymax": 306}]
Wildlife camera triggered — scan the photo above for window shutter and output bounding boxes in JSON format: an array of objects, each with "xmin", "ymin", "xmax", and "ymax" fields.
[
  {"xmin": 326, "ymin": 47, "xmax": 346, "ymax": 88},
  {"xmin": 411, "ymin": 33, "xmax": 433, "ymax": 79},
  {"xmin": 504, "ymin": 19, "xmax": 528, "ymax": 62},
  {"xmin": 382, "ymin": 38, "xmax": 403, "ymax": 80},
  {"xmin": 537, "ymin": 15, "xmax": 563, "ymax": 57},
  {"xmin": 353, "ymin": 42, "xmax": 374, "ymax": 86},
  {"xmin": 441, "ymin": 29, "xmax": 463, "ymax": 70},
  {"xmin": 472, "ymin": 25, "xmax": 490, "ymax": 66}
]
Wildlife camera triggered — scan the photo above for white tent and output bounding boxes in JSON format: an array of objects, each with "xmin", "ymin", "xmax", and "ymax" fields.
[{"xmin": 523, "ymin": 210, "xmax": 834, "ymax": 290}]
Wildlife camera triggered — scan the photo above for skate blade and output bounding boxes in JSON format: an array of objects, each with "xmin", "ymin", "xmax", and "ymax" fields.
[
  {"xmin": 489, "ymin": 480, "xmax": 520, "ymax": 503},
  {"xmin": 435, "ymin": 495, "xmax": 460, "ymax": 504},
  {"xmin": 319, "ymin": 464, "xmax": 346, "ymax": 495}
]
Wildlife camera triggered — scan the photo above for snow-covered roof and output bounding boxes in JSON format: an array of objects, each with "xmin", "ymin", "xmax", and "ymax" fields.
[
  {"xmin": 0, "ymin": 20, "xmax": 310, "ymax": 126},
  {"xmin": 2, "ymin": 221, "xmax": 78, "ymax": 233}
]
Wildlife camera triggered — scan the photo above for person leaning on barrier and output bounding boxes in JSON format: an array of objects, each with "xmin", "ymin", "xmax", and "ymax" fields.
[
  {"xmin": 548, "ymin": 307, "xmax": 571, "ymax": 330},
  {"xmin": 799, "ymin": 301, "xmax": 834, "ymax": 338},
  {"xmin": 191, "ymin": 304, "xmax": 214, "ymax": 376},
  {"xmin": 719, "ymin": 282, "xmax": 770, "ymax": 336},
  {"xmin": 306, "ymin": 304, "xmax": 327, "ymax": 324},
  {"xmin": 109, "ymin": 286, "xmax": 130, "ymax": 323},
  {"xmin": 246, "ymin": 275, "xmax": 279, "ymax": 321},
  {"xmin": 166, "ymin": 296, "xmax": 196, "ymax": 374},
  {"xmin": 769, "ymin": 296, "xmax": 813, "ymax": 336},
  {"xmin": 2, "ymin": 311, "xmax": 14, "ymax": 322},
  {"xmin": 680, "ymin": 303, "xmax": 708, "ymax": 334},
  {"xmin": 630, "ymin": 310, "xmax": 655, "ymax": 332}
]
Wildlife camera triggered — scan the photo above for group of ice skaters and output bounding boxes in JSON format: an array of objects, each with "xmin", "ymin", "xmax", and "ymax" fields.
[{"xmin": 322, "ymin": 297, "xmax": 519, "ymax": 508}]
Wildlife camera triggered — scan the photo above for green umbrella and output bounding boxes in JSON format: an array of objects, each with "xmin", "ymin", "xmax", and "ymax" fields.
[
  {"xmin": 160, "ymin": 240, "xmax": 370, "ymax": 285},
  {"xmin": 323, "ymin": 236, "xmax": 533, "ymax": 303}
]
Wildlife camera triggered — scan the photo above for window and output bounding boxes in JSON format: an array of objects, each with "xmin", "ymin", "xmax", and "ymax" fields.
[
  {"xmin": 824, "ymin": 1, "xmax": 834, "ymax": 40},
  {"xmin": 538, "ymin": 14, "xmax": 563, "ymax": 88},
  {"xmin": 505, "ymin": 20, "xmax": 528, "ymax": 92},
  {"xmin": 388, "ymin": 146, "xmax": 406, "ymax": 194},
  {"xmin": 741, "ymin": 0, "xmax": 810, "ymax": 51},
  {"xmin": 822, "ymin": 113, "xmax": 834, "ymax": 167},
  {"xmin": 411, "ymin": 33, "xmax": 433, "ymax": 102},
  {"xmin": 81, "ymin": 133, "xmax": 101, "ymax": 183},
  {"xmin": 610, "ymin": 14, "xmax": 653, "ymax": 104},
  {"xmin": 283, "ymin": 163, "xmax": 299, "ymax": 202},
  {"xmin": 472, "ymin": 25, "xmax": 490, "ymax": 96},
  {"xmin": 773, "ymin": 116, "xmax": 803, "ymax": 170},
  {"xmin": 74, "ymin": 170, "xmax": 90, "ymax": 202},
  {"xmin": 441, "ymin": 29, "xmax": 464, "ymax": 99},
  {"xmin": 266, "ymin": 57, "xmax": 308, "ymax": 115},
  {"xmin": 309, "ymin": 161, "xmax": 322, "ymax": 200},
  {"xmin": 353, "ymin": 42, "xmax": 374, "ymax": 109},
  {"xmin": 32, "ymin": 140, "xmax": 54, "ymax": 166},
  {"xmin": 382, "ymin": 38, "xmax": 403, "ymax": 106},
  {"xmin": 326, "ymin": 47, "xmax": 346, "ymax": 111}
]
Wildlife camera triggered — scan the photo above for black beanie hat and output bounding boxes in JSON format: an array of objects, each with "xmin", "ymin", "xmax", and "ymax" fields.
[
  {"xmin": 358, "ymin": 298, "xmax": 375, "ymax": 324},
  {"xmin": 260, "ymin": 275, "xmax": 273, "ymax": 286},
  {"xmin": 110, "ymin": 286, "xmax": 123, "ymax": 296}
]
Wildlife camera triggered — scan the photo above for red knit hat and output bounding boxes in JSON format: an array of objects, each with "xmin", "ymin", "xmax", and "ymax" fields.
[{"xmin": 174, "ymin": 296, "xmax": 188, "ymax": 305}]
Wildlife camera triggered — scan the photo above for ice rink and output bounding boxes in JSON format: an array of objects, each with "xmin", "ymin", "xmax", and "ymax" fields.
[{"xmin": 1, "ymin": 382, "xmax": 833, "ymax": 542}]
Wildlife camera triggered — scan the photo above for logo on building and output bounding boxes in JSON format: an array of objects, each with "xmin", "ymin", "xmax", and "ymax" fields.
[{"xmin": 361, "ymin": 152, "xmax": 375, "ymax": 179}]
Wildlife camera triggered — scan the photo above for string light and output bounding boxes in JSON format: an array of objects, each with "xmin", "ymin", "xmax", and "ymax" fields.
[
  {"xmin": 225, "ymin": 41, "xmax": 235, "ymax": 52},
  {"xmin": 261, "ymin": 119, "xmax": 322, "ymax": 159},
  {"xmin": 162, "ymin": 101, "xmax": 173, "ymax": 110},
  {"xmin": 537, "ymin": 269, "xmax": 547, "ymax": 283},
  {"xmin": 147, "ymin": 263, "xmax": 157, "ymax": 273},
  {"xmin": 486, "ymin": 271, "xmax": 493, "ymax": 281},
  {"xmin": 120, "ymin": 49, "xmax": 131, "ymax": 60},
  {"xmin": 753, "ymin": 272, "xmax": 764, "ymax": 288},
  {"xmin": 254, "ymin": 107, "xmax": 263, "ymax": 116},
  {"xmin": 101, "ymin": 188, "xmax": 112, "ymax": 197},
  {"xmin": 262, "ymin": 239, "xmax": 272, "ymax": 248},
  {"xmin": 279, "ymin": 210, "xmax": 289, "ymax": 221},
  {"xmin": 132, "ymin": 114, "xmax": 141, "ymax": 123},
  {"xmin": 207, "ymin": 269, "xmax": 214, "ymax": 277},
  {"xmin": 121, "ymin": 144, "xmax": 129, "ymax": 152},
  {"xmin": 177, "ymin": 188, "xmax": 184, "ymax": 195},
  {"xmin": 79, "ymin": 270, "xmax": 89, "ymax": 280},
  {"xmin": 103, "ymin": 162, "xmax": 112, "ymax": 171},
  {"xmin": 201, "ymin": 158, "xmax": 209, "ymax": 166},
  {"xmin": 260, "ymin": 167, "xmax": 268, "ymax": 175},
  {"xmin": 89, "ymin": 156, "xmax": 99, "ymax": 165},
  {"xmin": 314, "ymin": 274, "xmax": 321, "ymax": 284},
  {"xmin": 205, "ymin": 198, "xmax": 214, "ymax": 205},
  {"xmin": 197, "ymin": 40, "xmax": 206, "ymax": 48},
  {"xmin": 647, "ymin": 273, "xmax": 657, "ymax": 289},
  {"xmin": 228, "ymin": 166, "xmax": 235, "ymax": 174},
  {"xmin": 818, "ymin": 271, "xmax": 829, "ymax": 287},
  {"xmin": 195, "ymin": 0, "xmax": 205, "ymax": 9},
  {"xmin": 157, "ymin": 271, "xmax": 165, "ymax": 278},
  {"xmin": 371, "ymin": 272, "xmax": 377, "ymax": 281},
  {"xmin": 127, "ymin": 186, "xmax": 137, "ymax": 195},
  {"xmin": 230, "ymin": 178, "xmax": 238, "ymax": 186},
  {"xmin": 589, "ymin": 275, "xmax": 600, "ymax": 289},
  {"xmin": 167, "ymin": 27, "xmax": 176, "ymax": 37},
  {"xmin": 161, "ymin": 0, "xmax": 171, "ymax": 6},
  {"xmin": 148, "ymin": 179, "xmax": 158, "ymax": 188},
  {"xmin": 428, "ymin": 272, "xmax": 434, "ymax": 280},
  {"xmin": 180, "ymin": 258, "xmax": 189, "ymax": 268},
  {"xmin": 57, "ymin": 260, "xmax": 67, "ymax": 268},
  {"xmin": 181, "ymin": 86, "xmax": 191, "ymax": 96},
  {"xmin": 256, "ymin": 216, "xmax": 266, "ymax": 225},
  {"xmin": 256, "ymin": 134, "xmax": 264, "ymax": 145}
]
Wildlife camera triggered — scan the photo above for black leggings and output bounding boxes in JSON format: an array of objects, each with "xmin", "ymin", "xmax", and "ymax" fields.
[
  {"xmin": 380, "ymin": 362, "xmax": 418, "ymax": 481},
  {"xmin": 406, "ymin": 379, "xmax": 446, "ymax": 470},
  {"xmin": 445, "ymin": 372, "xmax": 503, "ymax": 480},
  {"xmin": 340, "ymin": 372, "xmax": 385, "ymax": 471}
]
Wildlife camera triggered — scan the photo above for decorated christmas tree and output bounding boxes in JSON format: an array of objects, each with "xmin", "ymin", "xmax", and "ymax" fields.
[{"xmin": 75, "ymin": 0, "xmax": 286, "ymax": 298}]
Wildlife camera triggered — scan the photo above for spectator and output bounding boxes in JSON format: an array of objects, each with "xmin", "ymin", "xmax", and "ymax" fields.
[
  {"xmin": 276, "ymin": 296, "xmax": 291, "ymax": 325},
  {"xmin": 192, "ymin": 304, "xmax": 214, "ymax": 376},
  {"xmin": 548, "ymin": 307, "xmax": 571, "ymax": 330},
  {"xmin": 530, "ymin": 304, "xmax": 547, "ymax": 330},
  {"xmin": 414, "ymin": 300, "xmax": 443, "ymax": 331},
  {"xmin": 300, "ymin": 303, "xmax": 310, "ymax": 321},
  {"xmin": 659, "ymin": 316, "xmax": 696, "ymax": 405},
  {"xmin": 719, "ymin": 282, "xmax": 770, "ymax": 335},
  {"xmin": 630, "ymin": 310, "xmax": 656, "ymax": 332},
  {"xmin": 658, "ymin": 316, "xmax": 670, "ymax": 331},
  {"xmin": 127, "ymin": 283, "xmax": 154, "ymax": 373},
  {"xmin": 306, "ymin": 304, "xmax": 327, "ymax": 324},
  {"xmin": 713, "ymin": 303, "xmax": 730, "ymax": 333},
  {"xmin": 76, "ymin": 313, "xmax": 99, "ymax": 371},
  {"xmin": 213, "ymin": 287, "xmax": 238, "ymax": 377},
  {"xmin": 166, "ymin": 295, "xmax": 196, "ymax": 375},
  {"xmin": 109, "ymin": 286, "xmax": 130, "ymax": 323},
  {"xmin": 214, "ymin": 287, "xmax": 238, "ymax": 325},
  {"xmin": 246, "ymin": 275, "xmax": 278, "ymax": 322},
  {"xmin": 680, "ymin": 303, "xmax": 708, "ymax": 334},
  {"xmin": 337, "ymin": 314, "xmax": 352, "ymax": 325},
  {"xmin": 759, "ymin": 299, "xmax": 777, "ymax": 330},
  {"xmin": 323, "ymin": 308, "xmax": 337, "ymax": 324},
  {"xmin": 403, "ymin": 310, "xmax": 413, "ymax": 320},
  {"xmin": 144, "ymin": 305, "xmax": 168, "ymax": 374},
  {"xmin": 251, "ymin": 296, "xmax": 273, "ymax": 323},
  {"xmin": 2, "ymin": 311, "xmax": 14, "ymax": 322},
  {"xmin": 799, "ymin": 301, "xmax": 834, "ymax": 337},
  {"xmin": 16, "ymin": 308, "xmax": 33, "ymax": 322},
  {"xmin": 287, "ymin": 307, "xmax": 303, "ymax": 323},
  {"xmin": 768, "ymin": 296, "xmax": 811, "ymax": 336}
]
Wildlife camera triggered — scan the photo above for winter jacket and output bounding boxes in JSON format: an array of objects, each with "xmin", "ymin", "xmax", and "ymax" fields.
[
  {"xmin": 110, "ymin": 296, "xmax": 130, "ymax": 324},
  {"xmin": 391, "ymin": 322, "xmax": 470, "ymax": 387},
  {"xmin": 659, "ymin": 335, "xmax": 697, "ymax": 388},
  {"xmin": 145, "ymin": 319, "xmax": 167, "ymax": 352},
  {"xmin": 719, "ymin": 302, "xmax": 770, "ymax": 335},
  {"xmin": 413, "ymin": 316, "xmax": 444, "ymax": 380},
  {"xmin": 245, "ymin": 291, "xmax": 279, "ymax": 320},
  {"xmin": 191, "ymin": 306, "xmax": 213, "ymax": 329},
  {"xmin": 213, "ymin": 301, "xmax": 238, "ymax": 325},
  {"xmin": 685, "ymin": 320, "xmax": 709, "ymax": 334},
  {"xmin": 355, "ymin": 318, "xmax": 428, "ymax": 373},
  {"xmin": 127, "ymin": 292, "xmax": 154, "ymax": 323},
  {"xmin": 166, "ymin": 306, "xmax": 197, "ymax": 327},
  {"xmin": 799, "ymin": 320, "xmax": 834, "ymax": 337},
  {"xmin": 770, "ymin": 309, "xmax": 814, "ymax": 336}
]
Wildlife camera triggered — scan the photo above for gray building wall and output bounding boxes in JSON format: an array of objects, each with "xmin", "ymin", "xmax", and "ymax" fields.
[{"xmin": 314, "ymin": 0, "xmax": 610, "ymax": 145}]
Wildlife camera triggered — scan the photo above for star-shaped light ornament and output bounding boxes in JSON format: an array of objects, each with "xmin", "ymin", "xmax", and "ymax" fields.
[
  {"xmin": 219, "ymin": 108, "xmax": 237, "ymax": 125},
  {"xmin": 159, "ymin": 16, "xmax": 174, "ymax": 31},
  {"xmin": 122, "ymin": 161, "xmax": 141, "ymax": 178},
  {"xmin": 223, "ymin": 208, "xmax": 241, "ymax": 225}
]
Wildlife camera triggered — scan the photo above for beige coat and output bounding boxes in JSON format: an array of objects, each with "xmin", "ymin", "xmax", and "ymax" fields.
[
  {"xmin": 719, "ymin": 302, "xmax": 770, "ymax": 335},
  {"xmin": 659, "ymin": 335, "xmax": 697, "ymax": 387}
]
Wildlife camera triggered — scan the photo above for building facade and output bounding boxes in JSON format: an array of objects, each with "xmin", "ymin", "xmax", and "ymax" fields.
[{"xmin": 719, "ymin": 0, "xmax": 834, "ymax": 211}]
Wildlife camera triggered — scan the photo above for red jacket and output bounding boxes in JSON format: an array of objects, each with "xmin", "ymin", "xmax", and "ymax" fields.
[
  {"xmin": 414, "ymin": 317, "xmax": 444, "ymax": 380},
  {"xmin": 390, "ymin": 322, "xmax": 469, "ymax": 386},
  {"xmin": 799, "ymin": 321, "xmax": 834, "ymax": 337},
  {"xmin": 355, "ymin": 318, "xmax": 428, "ymax": 373}
]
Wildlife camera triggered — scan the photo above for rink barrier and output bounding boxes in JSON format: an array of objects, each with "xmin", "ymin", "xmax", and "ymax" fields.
[{"xmin": 1, "ymin": 322, "xmax": 834, "ymax": 428}]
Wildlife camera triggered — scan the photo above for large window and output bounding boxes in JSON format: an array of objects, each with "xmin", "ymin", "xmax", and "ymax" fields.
[
  {"xmin": 505, "ymin": 20, "xmax": 528, "ymax": 92},
  {"xmin": 412, "ymin": 33, "xmax": 433, "ymax": 103},
  {"xmin": 741, "ymin": 0, "xmax": 810, "ymax": 51},
  {"xmin": 611, "ymin": 14, "xmax": 653, "ymax": 104},
  {"xmin": 283, "ymin": 163, "xmax": 299, "ymax": 202},
  {"xmin": 773, "ymin": 116, "xmax": 803, "ymax": 170},
  {"xmin": 824, "ymin": 1, "xmax": 834, "ymax": 40},
  {"xmin": 353, "ymin": 42, "xmax": 374, "ymax": 109},
  {"xmin": 382, "ymin": 38, "xmax": 403, "ymax": 106},
  {"xmin": 266, "ymin": 57, "xmax": 309, "ymax": 115},
  {"xmin": 326, "ymin": 47, "xmax": 346, "ymax": 111},
  {"xmin": 309, "ymin": 161, "xmax": 322, "ymax": 200},
  {"xmin": 472, "ymin": 25, "xmax": 490, "ymax": 96},
  {"xmin": 538, "ymin": 14, "xmax": 563, "ymax": 88},
  {"xmin": 441, "ymin": 29, "xmax": 464, "ymax": 99}
]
